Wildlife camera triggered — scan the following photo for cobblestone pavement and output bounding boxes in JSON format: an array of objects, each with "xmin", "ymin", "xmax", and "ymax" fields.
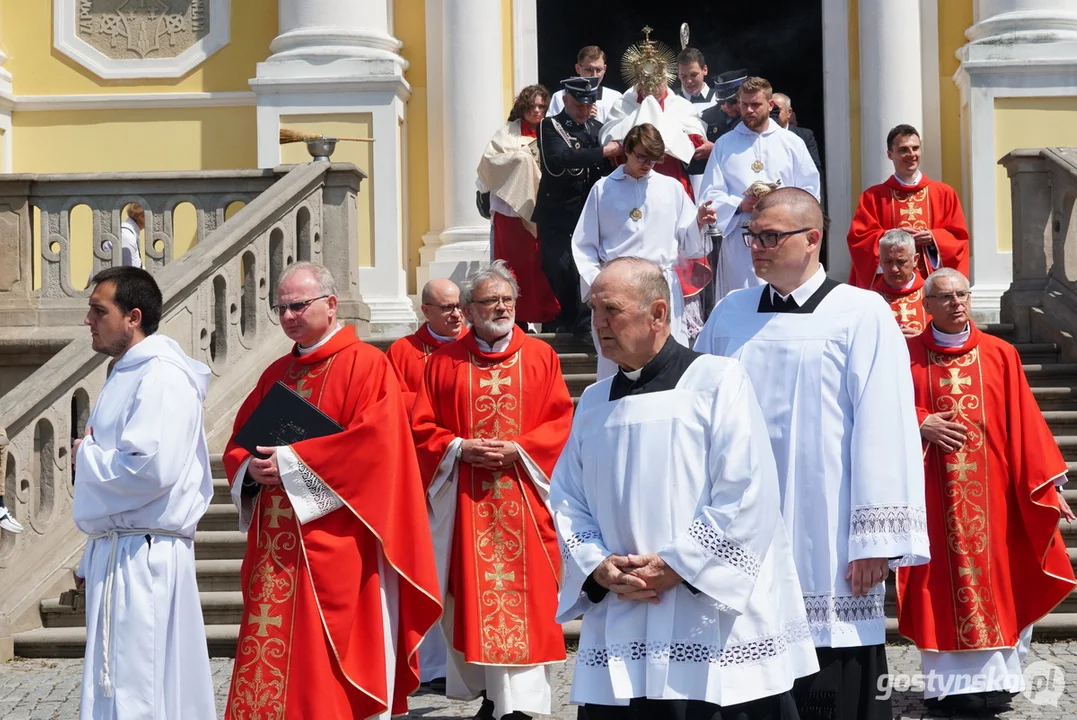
[{"xmin": 2, "ymin": 644, "xmax": 1076, "ymax": 719}]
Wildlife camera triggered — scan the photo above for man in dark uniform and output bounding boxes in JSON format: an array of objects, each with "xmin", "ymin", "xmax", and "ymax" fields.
[
  {"xmin": 534, "ymin": 76, "xmax": 621, "ymax": 335},
  {"xmin": 700, "ymin": 68, "xmax": 748, "ymax": 143}
]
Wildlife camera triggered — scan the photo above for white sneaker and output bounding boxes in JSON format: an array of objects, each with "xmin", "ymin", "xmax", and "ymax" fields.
[{"xmin": 0, "ymin": 508, "xmax": 24, "ymax": 534}]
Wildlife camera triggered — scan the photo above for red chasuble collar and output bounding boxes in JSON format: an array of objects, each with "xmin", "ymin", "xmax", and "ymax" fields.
[
  {"xmin": 290, "ymin": 325, "xmax": 360, "ymax": 365},
  {"xmin": 460, "ymin": 326, "xmax": 528, "ymax": 363},
  {"xmin": 415, "ymin": 322, "xmax": 463, "ymax": 349},
  {"xmin": 870, "ymin": 273, "xmax": 924, "ymax": 299},
  {"xmin": 918, "ymin": 320, "xmax": 982, "ymax": 356},
  {"xmin": 884, "ymin": 173, "xmax": 932, "ymax": 194}
]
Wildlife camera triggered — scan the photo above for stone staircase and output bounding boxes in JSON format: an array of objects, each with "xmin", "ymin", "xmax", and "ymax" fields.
[{"xmin": 14, "ymin": 325, "xmax": 1077, "ymax": 657}]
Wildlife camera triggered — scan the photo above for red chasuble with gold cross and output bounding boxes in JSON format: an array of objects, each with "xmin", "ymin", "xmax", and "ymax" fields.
[
  {"xmin": 870, "ymin": 274, "xmax": 928, "ymax": 335},
  {"xmin": 847, "ymin": 175, "xmax": 969, "ymax": 289},
  {"xmin": 411, "ymin": 330, "xmax": 572, "ymax": 666},
  {"xmin": 897, "ymin": 324, "xmax": 1076, "ymax": 652},
  {"xmin": 223, "ymin": 327, "xmax": 441, "ymax": 720},
  {"xmin": 386, "ymin": 323, "xmax": 467, "ymax": 409}
]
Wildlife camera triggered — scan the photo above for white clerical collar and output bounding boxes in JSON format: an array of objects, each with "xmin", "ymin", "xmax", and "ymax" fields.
[
  {"xmin": 770, "ymin": 266, "xmax": 826, "ymax": 306},
  {"xmin": 475, "ymin": 327, "xmax": 514, "ymax": 353},
  {"xmin": 621, "ymin": 367, "xmax": 643, "ymax": 381},
  {"xmin": 931, "ymin": 322, "xmax": 970, "ymax": 348},
  {"xmin": 893, "ymin": 171, "xmax": 923, "ymax": 188},
  {"xmin": 735, "ymin": 117, "xmax": 779, "ymax": 137},
  {"xmin": 427, "ymin": 326, "xmax": 458, "ymax": 343},
  {"xmin": 298, "ymin": 324, "xmax": 343, "ymax": 356}
]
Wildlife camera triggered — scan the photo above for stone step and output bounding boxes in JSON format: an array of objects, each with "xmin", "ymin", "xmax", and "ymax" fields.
[
  {"xmin": 559, "ymin": 351, "xmax": 599, "ymax": 376},
  {"xmin": 1031, "ymin": 385, "xmax": 1077, "ymax": 411},
  {"xmin": 1043, "ymin": 412, "xmax": 1077, "ymax": 433},
  {"xmin": 193, "ymin": 558, "xmax": 243, "ymax": 592},
  {"xmin": 212, "ymin": 477, "xmax": 232, "ymax": 504},
  {"xmin": 39, "ymin": 591, "xmax": 245, "ymax": 629},
  {"xmin": 1015, "ymin": 342, "xmax": 1061, "ymax": 363},
  {"xmin": 1023, "ymin": 363, "xmax": 1077, "ymax": 385},
  {"xmin": 14, "ymin": 624, "xmax": 244, "ymax": 659},
  {"xmin": 192, "ymin": 531, "xmax": 247, "ymax": 561},
  {"xmin": 563, "ymin": 373, "xmax": 597, "ymax": 398},
  {"xmin": 197, "ymin": 502, "xmax": 240, "ymax": 531}
]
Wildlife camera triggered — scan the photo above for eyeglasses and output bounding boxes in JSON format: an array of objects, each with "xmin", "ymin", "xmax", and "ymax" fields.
[
  {"xmin": 742, "ymin": 227, "xmax": 811, "ymax": 249},
  {"xmin": 425, "ymin": 303, "xmax": 461, "ymax": 314},
  {"xmin": 272, "ymin": 295, "xmax": 329, "ymax": 316},
  {"xmin": 632, "ymin": 153, "xmax": 658, "ymax": 166},
  {"xmin": 926, "ymin": 291, "xmax": 971, "ymax": 304},
  {"xmin": 472, "ymin": 296, "xmax": 516, "ymax": 309}
]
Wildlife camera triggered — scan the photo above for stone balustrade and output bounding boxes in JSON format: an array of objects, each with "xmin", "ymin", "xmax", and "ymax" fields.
[
  {"xmin": 1000, "ymin": 148, "xmax": 1077, "ymax": 359},
  {"xmin": 0, "ymin": 161, "xmax": 369, "ymax": 648}
]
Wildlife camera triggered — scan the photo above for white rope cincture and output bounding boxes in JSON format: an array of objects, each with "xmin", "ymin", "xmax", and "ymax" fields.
[{"xmin": 87, "ymin": 528, "xmax": 188, "ymax": 697}]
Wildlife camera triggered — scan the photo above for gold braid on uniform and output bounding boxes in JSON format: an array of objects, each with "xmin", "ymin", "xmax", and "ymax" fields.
[{"xmin": 621, "ymin": 25, "xmax": 677, "ymax": 100}]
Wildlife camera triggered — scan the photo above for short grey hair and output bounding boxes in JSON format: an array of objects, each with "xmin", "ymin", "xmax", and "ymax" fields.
[
  {"xmin": 277, "ymin": 261, "xmax": 338, "ymax": 300},
  {"xmin": 772, "ymin": 92, "xmax": 791, "ymax": 111},
  {"xmin": 924, "ymin": 267, "xmax": 969, "ymax": 297},
  {"xmin": 879, "ymin": 228, "xmax": 915, "ymax": 255},
  {"xmin": 460, "ymin": 260, "xmax": 519, "ymax": 305},
  {"xmin": 601, "ymin": 256, "xmax": 671, "ymax": 325}
]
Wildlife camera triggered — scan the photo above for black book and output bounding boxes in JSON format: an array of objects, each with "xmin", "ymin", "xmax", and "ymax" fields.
[{"xmin": 234, "ymin": 381, "xmax": 344, "ymax": 459}]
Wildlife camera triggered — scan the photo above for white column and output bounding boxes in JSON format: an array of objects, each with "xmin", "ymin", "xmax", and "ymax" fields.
[
  {"xmin": 0, "ymin": 50, "xmax": 12, "ymax": 174},
  {"xmin": 418, "ymin": 0, "xmax": 504, "ymax": 286},
  {"xmin": 252, "ymin": 0, "xmax": 418, "ymax": 335},
  {"xmin": 956, "ymin": 0, "xmax": 1077, "ymax": 322},
  {"xmin": 858, "ymin": 0, "xmax": 924, "ymax": 188}
]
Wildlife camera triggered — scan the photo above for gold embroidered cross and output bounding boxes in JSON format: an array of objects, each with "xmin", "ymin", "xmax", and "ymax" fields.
[
  {"xmin": 946, "ymin": 452, "xmax": 977, "ymax": 482},
  {"xmin": 483, "ymin": 473, "xmax": 513, "ymax": 499},
  {"xmin": 896, "ymin": 303, "xmax": 916, "ymax": 323},
  {"xmin": 295, "ymin": 378, "xmax": 313, "ymax": 400},
  {"xmin": 485, "ymin": 563, "xmax": 515, "ymax": 590},
  {"xmin": 940, "ymin": 368, "xmax": 971, "ymax": 395},
  {"xmin": 480, "ymin": 370, "xmax": 512, "ymax": 396},
  {"xmin": 958, "ymin": 563, "xmax": 983, "ymax": 585},
  {"xmin": 249, "ymin": 603, "xmax": 282, "ymax": 637},
  {"xmin": 264, "ymin": 495, "xmax": 294, "ymax": 529},
  {"xmin": 899, "ymin": 203, "xmax": 923, "ymax": 223}
]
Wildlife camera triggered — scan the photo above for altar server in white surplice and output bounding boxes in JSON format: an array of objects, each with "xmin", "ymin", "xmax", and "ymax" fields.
[
  {"xmin": 72, "ymin": 266, "xmax": 215, "ymax": 720},
  {"xmin": 552, "ymin": 257, "xmax": 817, "ymax": 720},
  {"xmin": 572, "ymin": 123, "xmax": 715, "ymax": 381},
  {"xmin": 698, "ymin": 76, "xmax": 819, "ymax": 300},
  {"xmin": 695, "ymin": 189, "xmax": 929, "ymax": 720}
]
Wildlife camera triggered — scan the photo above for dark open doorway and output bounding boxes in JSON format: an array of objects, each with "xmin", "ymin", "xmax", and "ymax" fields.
[{"xmin": 535, "ymin": 2, "xmax": 825, "ymax": 163}]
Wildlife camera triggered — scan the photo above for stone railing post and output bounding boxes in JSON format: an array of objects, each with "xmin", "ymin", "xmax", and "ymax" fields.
[
  {"xmin": 0, "ymin": 180, "xmax": 34, "ymax": 318},
  {"xmin": 999, "ymin": 150, "xmax": 1053, "ymax": 342},
  {"xmin": 321, "ymin": 164, "xmax": 370, "ymax": 336}
]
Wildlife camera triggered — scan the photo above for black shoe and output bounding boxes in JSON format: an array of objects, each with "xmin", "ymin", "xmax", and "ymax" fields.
[
  {"xmin": 473, "ymin": 696, "xmax": 496, "ymax": 720},
  {"xmin": 924, "ymin": 692, "xmax": 1003, "ymax": 716},
  {"xmin": 501, "ymin": 713, "xmax": 532, "ymax": 720}
]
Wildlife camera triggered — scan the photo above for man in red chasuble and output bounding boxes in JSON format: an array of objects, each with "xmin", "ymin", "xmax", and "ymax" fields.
[
  {"xmin": 412, "ymin": 260, "xmax": 573, "ymax": 720},
  {"xmin": 870, "ymin": 229, "xmax": 928, "ymax": 337},
  {"xmin": 223, "ymin": 262, "xmax": 441, "ymax": 720},
  {"xmin": 847, "ymin": 124, "xmax": 969, "ymax": 289},
  {"xmin": 898, "ymin": 268, "xmax": 1076, "ymax": 714},
  {"xmin": 387, "ymin": 278, "xmax": 466, "ymax": 410}
]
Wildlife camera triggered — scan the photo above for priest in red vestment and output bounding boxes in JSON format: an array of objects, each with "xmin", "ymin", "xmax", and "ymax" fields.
[
  {"xmin": 870, "ymin": 228, "xmax": 928, "ymax": 337},
  {"xmin": 411, "ymin": 260, "xmax": 573, "ymax": 720},
  {"xmin": 897, "ymin": 268, "xmax": 1076, "ymax": 714},
  {"xmin": 478, "ymin": 85, "xmax": 561, "ymax": 326},
  {"xmin": 847, "ymin": 124, "xmax": 969, "ymax": 289},
  {"xmin": 223, "ymin": 262, "xmax": 441, "ymax": 720},
  {"xmin": 386, "ymin": 278, "xmax": 466, "ymax": 410}
]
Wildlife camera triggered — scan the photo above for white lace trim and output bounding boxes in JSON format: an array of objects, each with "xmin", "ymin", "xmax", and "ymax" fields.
[
  {"xmin": 576, "ymin": 620, "xmax": 812, "ymax": 669},
  {"xmin": 802, "ymin": 592, "xmax": 885, "ymax": 630},
  {"xmin": 849, "ymin": 503, "xmax": 928, "ymax": 546},
  {"xmin": 560, "ymin": 529, "xmax": 603, "ymax": 559},
  {"xmin": 687, "ymin": 519, "xmax": 762, "ymax": 579}
]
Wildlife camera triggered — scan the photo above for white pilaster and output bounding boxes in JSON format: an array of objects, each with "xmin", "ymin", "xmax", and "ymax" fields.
[
  {"xmin": 859, "ymin": 0, "xmax": 924, "ymax": 188},
  {"xmin": 956, "ymin": 0, "xmax": 1077, "ymax": 322},
  {"xmin": 418, "ymin": 0, "xmax": 504, "ymax": 287},
  {"xmin": 253, "ymin": 0, "xmax": 418, "ymax": 335},
  {"xmin": 822, "ymin": 0, "xmax": 854, "ymax": 279},
  {"xmin": 0, "ymin": 51, "xmax": 12, "ymax": 174}
]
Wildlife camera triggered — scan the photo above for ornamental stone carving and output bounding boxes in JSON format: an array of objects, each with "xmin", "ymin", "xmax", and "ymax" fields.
[{"xmin": 54, "ymin": 0, "xmax": 230, "ymax": 79}]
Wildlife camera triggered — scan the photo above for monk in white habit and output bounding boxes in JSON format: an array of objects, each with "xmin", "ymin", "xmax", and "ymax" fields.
[
  {"xmin": 697, "ymin": 77, "xmax": 820, "ymax": 300},
  {"xmin": 572, "ymin": 123, "xmax": 716, "ymax": 381},
  {"xmin": 696, "ymin": 188, "xmax": 930, "ymax": 720},
  {"xmin": 552, "ymin": 257, "xmax": 818, "ymax": 719},
  {"xmin": 870, "ymin": 229, "xmax": 927, "ymax": 337},
  {"xmin": 411, "ymin": 261, "xmax": 574, "ymax": 720},
  {"xmin": 73, "ymin": 266, "xmax": 215, "ymax": 719},
  {"xmin": 898, "ymin": 268, "xmax": 1077, "ymax": 714}
]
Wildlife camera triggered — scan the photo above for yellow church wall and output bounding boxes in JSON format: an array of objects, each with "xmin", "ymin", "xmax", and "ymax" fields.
[
  {"xmin": 0, "ymin": 0, "xmax": 277, "ymax": 95},
  {"xmin": 502, "ymin": 0, "xmax": 515, "ymax": 116},
  {"xmin": 280, "ymin": 114, "xmax": 376, "ymax": 269},
  {"xmin": 17, "ymin": 105, "xmax": 258, "ymax": 287},
  {"xmin": 994, "ymin": 97, "xmax": 1077, "ymax": 253},
  {"xmin": 938, "ymin": 0, "xmax": 971, "ymax": 197},
  {"xmin": 396, "ymin": 0, "xmax": 429, "ymax": 296}
]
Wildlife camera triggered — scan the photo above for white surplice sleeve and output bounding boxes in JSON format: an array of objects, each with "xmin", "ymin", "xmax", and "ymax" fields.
[
  {"xmin": 657, "ymin": 360, "xmax": 780, "ymax": 615},
  {"xmin": 697, "ymin": 145, "xmax": 742, "ymax": 237},
  {"xmin": 551, "ymin": 396, "xmax": 612, "ymax": 623},
  {"xmin": 76, "ymin": 365, "xmax": 198, "ymax": 519},
  {"xmin": 571, "ymin": 182, "xmax": 604, "ymax": 300},
  {"xmin": 674, "ymin": 182, "xmax": 708, "ymax": 260},
  {"xmin": 790, "ymin": 134, "xmax": 821, "ymax": 201},
  {"xmin": 845, "ymin": 296, "xmax": 930, "ymax": 568}
]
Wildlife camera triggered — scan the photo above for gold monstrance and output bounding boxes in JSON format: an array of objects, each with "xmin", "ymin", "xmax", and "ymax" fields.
[{"xmin": 621, "ymin": 25, "xmax": 678, "ymax": 100}]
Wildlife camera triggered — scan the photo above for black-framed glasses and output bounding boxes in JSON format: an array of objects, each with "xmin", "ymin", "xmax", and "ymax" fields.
[
  {"xmin": 926, "ymin": 291, "xmax": 971, "ymax": 304},
  {"xmin": 272, "ymin": 295, "xmax": 329, "ymax": 316},
  {"xmin": 425, "ymin": 303, "xmax": 462, "ymax": 314},
  {"xmin": 472, "ymin": 296, "xmax": 516, "ymax": 309},
  {"xmin": 742, "ymin": 227, "xmax": 812, "ymax": 249},
  {"xmin": 633, "ymin": 153, "xmax": 658, "ymax": 165}
]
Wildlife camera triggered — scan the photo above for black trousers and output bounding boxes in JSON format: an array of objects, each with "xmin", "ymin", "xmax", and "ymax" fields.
[
  {"xmin": 791, "ymin": 645, "xmax": 893, "ymax": 720},
  {"xmin": 536, "ymin": 223, "xmax": 586, "ymax": 332},
  {"xmin": 580, "ymin": 690, "xmax": 800, "ymax": 720}
]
